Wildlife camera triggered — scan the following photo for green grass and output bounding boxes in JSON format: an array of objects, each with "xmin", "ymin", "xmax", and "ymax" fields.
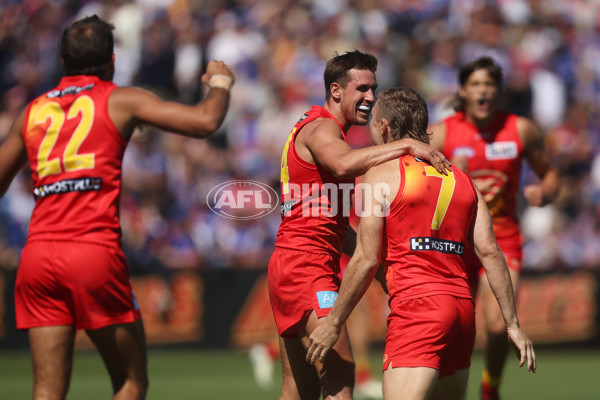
[
  {"xmin": 0, "ymin": 346, "xmax": 599, "ymax": 399},
  {"xmin": 467, "ymin": 347, "xmax": 600, "ymax": 400}
]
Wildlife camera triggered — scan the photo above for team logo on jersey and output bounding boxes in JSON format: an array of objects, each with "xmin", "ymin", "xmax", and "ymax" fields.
[
  {"xmin": 33, "ymin": 177, "xmax": 102, "ymax": 198},
  {"xmin": 485, "ymin": 141, "xmax": 518, "ymax": 160},
  {"xmin": 453, "ymin": 146, "xmax": 475, "ymax": 158},
  {"xmin": 297, "ymin": 113, "xmax": 309, "ymax": 123},
  {"xmin": 316, "ymin": 291, "xmax": 338, "ymax": 309},
  {"xmin": 47, "ymin": 83, "xmax": 95, "ymax": 98},
  {"xmin": 281, "ymin": 199, "xmax": 297, "ymax": 215},
  {"xmin": 410, "ymin": 237, "xmax": 465, "ymax": 256},
  {"xmin": 469, "ymin": 169, "xmax": 508, "ymax": 216},
  {"xmin": 207, "ymin": 180, "xmax": 279, "ymax": 220}
]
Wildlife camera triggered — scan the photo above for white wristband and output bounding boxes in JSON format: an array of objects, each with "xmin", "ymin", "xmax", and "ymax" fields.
[{"xmin": 209, "ymin": 74, "xmax": 233, "ymax": 90}]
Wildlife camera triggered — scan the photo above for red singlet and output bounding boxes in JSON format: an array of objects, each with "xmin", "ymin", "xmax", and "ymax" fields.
[
  {"xmin": 381, "ymin": 155, "xmax": 478, "ymax": 377},
  {"xmin": 383, "ymin": 156, "xmax": 476, "ymax": 303},
  {"xmin": 275, "ymin": 105, "xmax": 354, "ymax": 255},
  {"xmin": 441, "ymin": 111, "xmax": 524, "ymax": 281},
  {"xmin": 268, "ymin": 106, "xmax": 354, "ymax": 337},
  {"xmin": 15, "ymin": 75, "xmax": 139, "ymax": 330},
  {"xmin": 23, "ymin": 75, "xmax": 126, "ymax": 245}
]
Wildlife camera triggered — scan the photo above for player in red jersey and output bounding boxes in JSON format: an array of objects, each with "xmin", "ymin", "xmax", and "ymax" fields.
[
  {"xmin": 250, "ymin": 201, "xmax": 386, "ymax": 397},
  {"xmin": 0, "ymin": 15, "xmax": 234, "ymax": 400},
  {"xmin": 306, "ymin": 86, "xmax": 536, "ymax": 400},
  {"xmin": 268, "ymin": 51, "xmax": 451, "ymax": 400},
  {"xmin": 428, "ymin": 57, "xmax": 558, "ymax": 400}
]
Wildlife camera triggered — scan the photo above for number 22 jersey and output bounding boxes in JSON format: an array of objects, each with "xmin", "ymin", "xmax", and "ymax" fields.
[{"xmin": 23, "ymin": 75, "xmax": 126, "ymax": 246}]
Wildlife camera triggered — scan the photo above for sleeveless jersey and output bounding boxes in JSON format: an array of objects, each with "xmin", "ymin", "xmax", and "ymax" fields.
[
  {"xmin": 23, "ymin": 75, "xmax": 126, "ymax": 246},
  {"xmin": 275, "ymin": 105, "xmax": 353, "ymax": 255},
  {"xmin": 383, "ymin": 156, "xmax": 476, "ymax": 302},
  {"xmin": 441, "ymin": 111, "xmax": 523, "ymax": 240}
]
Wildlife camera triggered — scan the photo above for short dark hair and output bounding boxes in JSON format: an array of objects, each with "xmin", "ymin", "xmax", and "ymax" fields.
[
  {"xmin": 324, "ymin": 50, "xmax": 377, "ymax": 100},
  {"xmin": 454, "ymin": 56, "xmax": 503, "ymax": 112},
  {"xmin": 61, "ymin": 15, "xmax": 114, "ymax": 77},
  {"xmin": 376, "ymin": 86, "xmax": 430, "ymax": 144}
]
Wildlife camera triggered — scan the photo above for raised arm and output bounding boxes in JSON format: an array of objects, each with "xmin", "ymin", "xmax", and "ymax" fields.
[
  {"xmin": 470, "ymin": 186, "xmax": 536, "ymax": 372},
  {"xmin": 297, "ymin": 118, "xmax": 451, "ymax": 180},
  {"xmin": 0, "ymin": 108, "xmax": 28, "ymax": 197},
  {"xmin": 109, "ymin": 60, "xmax": 235, "ymax": 140},
  {"xmin": 519, "ymin": 117, "xmax": 559, "ymax": 206},
  {"xmin": 306, "ymin": 168, "xmax": 387, "ymax": 364}
]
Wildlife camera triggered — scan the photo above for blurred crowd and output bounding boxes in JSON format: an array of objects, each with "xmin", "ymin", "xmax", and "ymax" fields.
[{"xmin": 1, "ymin": 0, "xmax": 599, "ymax": 275}]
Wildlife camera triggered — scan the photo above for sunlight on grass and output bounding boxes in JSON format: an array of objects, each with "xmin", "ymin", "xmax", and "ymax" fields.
[{"xmin": 0, "ymin": 346, "xmax": 599, "ymax": 399}]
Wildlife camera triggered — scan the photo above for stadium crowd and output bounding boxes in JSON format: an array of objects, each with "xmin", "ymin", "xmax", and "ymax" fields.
[{"xmin": 1, "ymin": 0, "xmax": 599, "ymax": 275}]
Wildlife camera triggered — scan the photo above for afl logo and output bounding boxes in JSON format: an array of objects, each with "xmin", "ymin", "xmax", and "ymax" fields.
[{"xmin": 207, "ymin": 180, "xmax": 279, "ymax": 220}]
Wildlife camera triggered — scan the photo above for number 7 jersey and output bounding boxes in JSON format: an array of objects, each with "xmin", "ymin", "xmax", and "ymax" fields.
[
  {"xmin": 383, "ymin": 155, "xmax": 477, "ymax": 302},
  {"xmin": 23, "ymin": 75, "xmax": 126, "ymax": 246}
]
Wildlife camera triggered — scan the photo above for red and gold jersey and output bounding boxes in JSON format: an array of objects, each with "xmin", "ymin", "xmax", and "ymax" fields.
[
  {"xmin": 275, "ymin": 106, "xmax": 353, "ymax": 255},
  {"xmin": 441, "ymin": 111, "xmax": 523, "ymax": 240},
  {"xmin": 383, "ymin": 156, "xmax": 476, "ymax": 302},
  {"xmin": 23, "ymin": 75, "xmax": 126, "ymax": 246}
]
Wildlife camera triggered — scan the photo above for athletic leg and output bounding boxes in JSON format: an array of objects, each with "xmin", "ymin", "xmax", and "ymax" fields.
[
  {"xmin": 278, "ymin": 310, "xmax": 355, "ymax": 400},
  {"xmin": 86, "ymin": 320, "xmax": 148, "ymax": 400},
  {"xmin": 430, "ymin": 368, "xmax": 470, "ymax": 400},
  {"xmin": 382, "ymin": 364, "xmax": 438, "ymax": 400},
  {"xmin": 29, "ymin": 325, "xmax": 76, "ymax": 400},
  {"xmin": 303, "ymin": 310, "xmax": 355, "ymax": 400},
  {"xmin": 279, "ymin": 335, "xmax": 321, "ymax": 400},
  {"xmin": 479, "ymin": 267, "xmax": 520, "ymax": 399}
]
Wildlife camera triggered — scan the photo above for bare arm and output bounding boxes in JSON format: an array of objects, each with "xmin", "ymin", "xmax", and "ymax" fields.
[
  {"xmin": 297, "ymin": 118, "xmax": 451, "ymax": 180},
  {"xmin": 519, "ymin": 117, "xmax": 559, "ymax": 206},
  {"xmin": 0, "ymin": 108, "xmax": 28, "ymax": 196},
  {"xmin": 110, "ymin": 60, "xmax": 234, "ymax": 140},
  {"xmin": 306, "ymin": 167, "xmax": 387, "ymax": 364},
  {"xmin": 471, "ymin": 186, "xmax": 536, "ymax": 372}
]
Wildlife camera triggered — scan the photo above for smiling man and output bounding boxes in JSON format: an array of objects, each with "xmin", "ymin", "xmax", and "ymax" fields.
[
  {"xmin": 428, "ymin": 56, "xmax": 558, "ymax": 400},
  {"xmin": 305, "ymin": 86, "xmax": 536, "ymax": 400},
  {"xmin": 268, "ymin": 50, "xmax": 451, "ymax": 400}
]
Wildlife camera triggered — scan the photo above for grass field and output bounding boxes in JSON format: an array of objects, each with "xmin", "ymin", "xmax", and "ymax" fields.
[{"xmin": 1, "ymin": 346, "xmax": 599, "ymax": 399}]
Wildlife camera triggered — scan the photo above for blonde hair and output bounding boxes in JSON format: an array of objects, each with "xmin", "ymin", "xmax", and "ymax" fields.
[{"xmin": 375, "ymin": 87, "xmax": 430, "ymax": 144}]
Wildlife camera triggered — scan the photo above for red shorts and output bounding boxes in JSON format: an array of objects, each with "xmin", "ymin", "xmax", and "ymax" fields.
[
  {"xmin": 383, "ymin": 295, "xmax": 475, "ymax": 379},
  {"xmin": 268, "ymin": 247, "xmax": 342, "ymax": 338},
  {"xmin": 465, "ymin": 234, "xmax": 522, "ymax": 292},
  {"xmin": 15, "ymin": 240, "xmax": 141, "ymax": 330}
]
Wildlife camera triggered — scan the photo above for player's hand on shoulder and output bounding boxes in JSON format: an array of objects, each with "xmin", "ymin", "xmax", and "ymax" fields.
[
  {"xmin": 202, "ymin": 60, "xmax": 235, "ymax": 90},
  {"xmin": 404, "ymin": 138, "xmax": 452, "ymax": 175}
]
